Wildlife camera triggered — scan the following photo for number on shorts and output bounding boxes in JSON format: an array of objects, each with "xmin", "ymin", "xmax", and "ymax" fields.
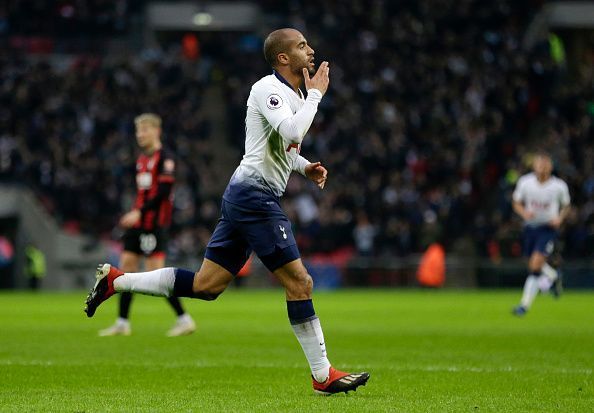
[
  {"xmin": 140, "ymin": 233, "xmax": 157, "ymax": 254},
  {"xmin": 545, "ymin": 240, "xmax": 555, "ymax": 255}
]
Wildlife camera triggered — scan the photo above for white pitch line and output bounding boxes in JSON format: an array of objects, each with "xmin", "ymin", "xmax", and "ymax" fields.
[
  {"xmin": 0, "ymin": 360, "xmax": 591, "ymax": 375},
  {"xmin": 0, "ymin": 360, "xmax": 54, "ymax": 366},
  {"xmin": 351, "ymin": 365, "xmax": 593, "ymax": 375}
]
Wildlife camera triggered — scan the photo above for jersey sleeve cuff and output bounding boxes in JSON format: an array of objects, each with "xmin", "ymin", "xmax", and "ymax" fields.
[
  {"xmin": 295, "ymin": 156, "xmax": 310, "ymax": 176},
  {"xmin": 306, "ymin": 88, "xmax": 323, "ymax": 103}
]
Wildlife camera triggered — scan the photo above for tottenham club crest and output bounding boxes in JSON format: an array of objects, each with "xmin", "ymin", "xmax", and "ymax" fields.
[{"xmin": 266, "ymin": 94, "xmax": 283, "ymax": 110}]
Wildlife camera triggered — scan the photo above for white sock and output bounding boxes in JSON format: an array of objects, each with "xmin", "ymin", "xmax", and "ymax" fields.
[
  {"xmin": 116, "ymin": 317, "xmax": 129, "ymax": 326},
  {"xmin": 291, "ymin": 316, "xmax": 331, "ymax": 383},
  {"xmin": 537, "ymin": 274, "xmax": 553, "ymax": 292},
  {"xmin": 541, "ymin": 263, "xmax": 558, "ymax": 282},
  {"xmin": 113, "ymin": 268, "xmax": 176, "ymax": 297},
  {"xmin": 177, "ymin": 313, "xmax": 192, "ymax": 323},
  {"xmin": 520, "ymin": 275, "xmax": 539, "ymax": 308}
]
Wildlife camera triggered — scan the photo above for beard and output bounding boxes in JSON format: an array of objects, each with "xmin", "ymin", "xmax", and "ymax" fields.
[{"xmin": 292, "ymin": 59, "xmax": 315, "ymax": 76}]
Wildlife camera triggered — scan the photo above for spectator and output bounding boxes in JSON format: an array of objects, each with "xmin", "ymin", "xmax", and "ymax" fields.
[{"xmin": 2, "ymin": 0, "xmax": 593, "ymax": 260}]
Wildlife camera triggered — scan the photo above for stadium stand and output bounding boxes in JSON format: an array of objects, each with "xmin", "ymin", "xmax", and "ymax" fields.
[{"xmin": 1, "ymin": 0, "xmax": 593, "ymax": 267}]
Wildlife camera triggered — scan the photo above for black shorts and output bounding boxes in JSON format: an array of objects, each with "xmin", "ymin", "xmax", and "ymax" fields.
[{"xmin": 122, "ymin": 228, "xmax": 168, "ymax": 258}]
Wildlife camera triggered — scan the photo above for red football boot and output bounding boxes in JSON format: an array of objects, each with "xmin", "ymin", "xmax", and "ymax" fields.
[
  {"xmin": 84, "ymin": 264, "xmax": 124, "ymax": 317},
  {"xmin": 313, "ymin": 366, "xmax": 370, "ymax": 395}
]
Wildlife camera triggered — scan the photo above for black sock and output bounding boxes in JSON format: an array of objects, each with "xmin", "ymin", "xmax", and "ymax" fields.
[
  {"xmin": 119, "ymin": 292, "xmax": 133, "ymax": 319},
  {"xmin": 287, "ymin": 299, "xmax": 316, "ymax": 325},
  {"xmin": 167, "ymin": 296, "xmax": 185, "ymax": 316},
  {"xmin": 173, "ymin": 268, "xmax": 196, "ymax": 297}
]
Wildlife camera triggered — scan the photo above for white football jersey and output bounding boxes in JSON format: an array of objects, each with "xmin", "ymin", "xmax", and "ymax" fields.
[
  {"xmin": 512, "ymin": 172, "xmax": 570, "ymax": 226},
  {"xmin": 230, "ymin": 73, "xmax": 310, "ymax": 197}
]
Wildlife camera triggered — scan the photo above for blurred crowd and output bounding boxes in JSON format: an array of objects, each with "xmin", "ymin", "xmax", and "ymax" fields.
[
  {"xmin": 1, "ymin": 0, "xmax": 135, "ymax": 36},
  {"xmin": 0, "ymin": 49, "xmax": 221, "ymax": 259},
  {"xmin": 223, "ymin": 0, "xmax": 594, "ymax": 259},
  {"xmin": 1, "ymin": 0, "xmax": 593, "ymax": 260}
]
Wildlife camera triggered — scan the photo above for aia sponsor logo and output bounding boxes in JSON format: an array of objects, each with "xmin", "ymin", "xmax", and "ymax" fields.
[{"xmin": 530, "ymin": 200, "xmax": 550, "ymax": 210}]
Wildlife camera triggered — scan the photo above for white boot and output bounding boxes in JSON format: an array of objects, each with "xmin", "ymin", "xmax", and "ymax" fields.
[
  {"xmin": 99, "ymin": 318, "xmax": 131, "ymax": 336},
  {"xmin": 166, "ymin": 314, "xmax": 196, "ymax": 337}
]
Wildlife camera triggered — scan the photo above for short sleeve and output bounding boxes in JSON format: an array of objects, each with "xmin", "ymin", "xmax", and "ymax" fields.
[
  {"xmin": 158, "ymin": 153, "xmax": 175, "ymax": 183},
  {"xmin": 251, "ymin": 84, "xmax": 294, "ymax": 130},
  {"xmin": 560, "ymin": 181, "xmax": 571, "ymax": 206},
  {"xmin": 512, "ymin": 177, "xmax": 525, "ymax": 202}
]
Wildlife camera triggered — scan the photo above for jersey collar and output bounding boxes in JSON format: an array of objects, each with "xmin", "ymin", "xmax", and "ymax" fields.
[{"xmin": 273, "ymin": 70, "xmax": 303, "ymax": 98}]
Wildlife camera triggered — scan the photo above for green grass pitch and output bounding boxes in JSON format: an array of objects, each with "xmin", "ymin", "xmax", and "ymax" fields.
[{"xmin": 0, "ymin": 289, "xmax": 592, "ymax": 412}]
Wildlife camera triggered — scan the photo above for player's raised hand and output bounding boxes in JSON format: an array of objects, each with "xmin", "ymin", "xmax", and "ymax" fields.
[
  {"xmin": 304, "ymin": 161, "xmax": 328, "ymax": 189},
  {"xmin": 303, "ymin": 61, "xmax": 329, "ymax": 96},
  {"xmin": 119, "ymin": 209, "xmax": 141, "ymax": 228}
]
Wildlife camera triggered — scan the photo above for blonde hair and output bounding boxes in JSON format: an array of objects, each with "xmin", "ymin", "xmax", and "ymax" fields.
[{"xmin": 134, "ymin": 113, "xmax": 162, "ymax": 128}]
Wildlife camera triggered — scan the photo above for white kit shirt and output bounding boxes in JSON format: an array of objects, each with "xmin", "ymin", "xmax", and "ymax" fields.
[
  {"xmin": 227, "ymin": 72, "xmax": 322, "ymax": 198},
  {"xmin": 512, "ymin": 172, "xmax": 570, "ymax": 226}
]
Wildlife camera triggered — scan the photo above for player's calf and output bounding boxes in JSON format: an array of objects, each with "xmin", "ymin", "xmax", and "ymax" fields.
[
  {"xmin": 275, "ymin": 263, "xmax": 313, "ymax": 301},
  {"xmin": 191, "ymin": 289, "xmax": 223, "ymax": 301},
  {"xmin": 189, "ymin": 270, "xmax": 230, "ymax": 301},
  {"xmin": 550, "ymin": 269, "xmax": 563, "ymax": 299}
]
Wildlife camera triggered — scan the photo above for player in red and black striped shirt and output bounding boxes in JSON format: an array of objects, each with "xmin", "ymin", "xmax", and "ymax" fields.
[{"xmin": 99, "ymin": 113, "xmax": 196, "ymax": 337}]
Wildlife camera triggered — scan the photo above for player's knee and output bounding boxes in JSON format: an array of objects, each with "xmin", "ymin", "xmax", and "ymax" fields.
[
  {"xmin": 528, "ymin": 258, "xmax": 544, "ymax": 273},
  {"xmin": 303, "ymin": 273, "xmax": 313, "ymax": 295},
  {"xmin": 291, "ymin": 270, "xmax": 313, "ymax": 296}
]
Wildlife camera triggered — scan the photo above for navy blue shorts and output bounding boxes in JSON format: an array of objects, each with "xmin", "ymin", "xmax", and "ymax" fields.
[
  {"xmin": 205, "ymin": 199, "xmax": 300, "ymax": 275},
  {"xmin": 522, "ymin": 225, "xmax": 558, "ymax": 257}
]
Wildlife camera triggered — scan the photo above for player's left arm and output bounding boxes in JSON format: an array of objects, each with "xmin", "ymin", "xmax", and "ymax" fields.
[
  {"xmin": 293, "ymin": 155, "xmax": 328, "ymax": 189},
  {"xmin": 550, "ymin": 205, "xmax": 571, "ymax": 229},
  {"xmin": 549, "ymin": 182, "xmax": 571, "ymax": 229},
  {"xmin": 277, "ymin": 63, "xmax": 329, "ymax": 144},
  {"xmin": 511, "ymin": 177, "xmax": 534, "ymax": 221},
  {"xmin": 256, "ymin": 62, "xmax": 329, "ymax": 146}
]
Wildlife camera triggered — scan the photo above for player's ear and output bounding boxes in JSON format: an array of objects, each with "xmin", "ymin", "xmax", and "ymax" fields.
[{"xmin": 277, "ymin": 53, "xmax": 289, "ymax": 66}]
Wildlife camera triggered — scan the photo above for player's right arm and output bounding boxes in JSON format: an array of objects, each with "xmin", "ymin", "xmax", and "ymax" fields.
[
  {"xmin": 120, "ymin": 209, "xmax": 141, "ymax": 228},
  {"xmin": 255, "ymin": 62, "xmax": 330, "ymax": 145},
  {"xmin": 512, "ymin": 177, "xmax": 534, "ymax": 221},
  {"xmin": 512, "ymin": 200, "xmax": 534, "ymax": 222},
  {"xmin": 302, "ymin": 61, "xmax": 330, "ymax": 96}
]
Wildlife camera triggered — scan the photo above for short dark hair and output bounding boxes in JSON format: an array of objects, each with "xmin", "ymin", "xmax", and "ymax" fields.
[{"xmin": 263, "ymin": 29, "xmax": 292, "ymax": 68}]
